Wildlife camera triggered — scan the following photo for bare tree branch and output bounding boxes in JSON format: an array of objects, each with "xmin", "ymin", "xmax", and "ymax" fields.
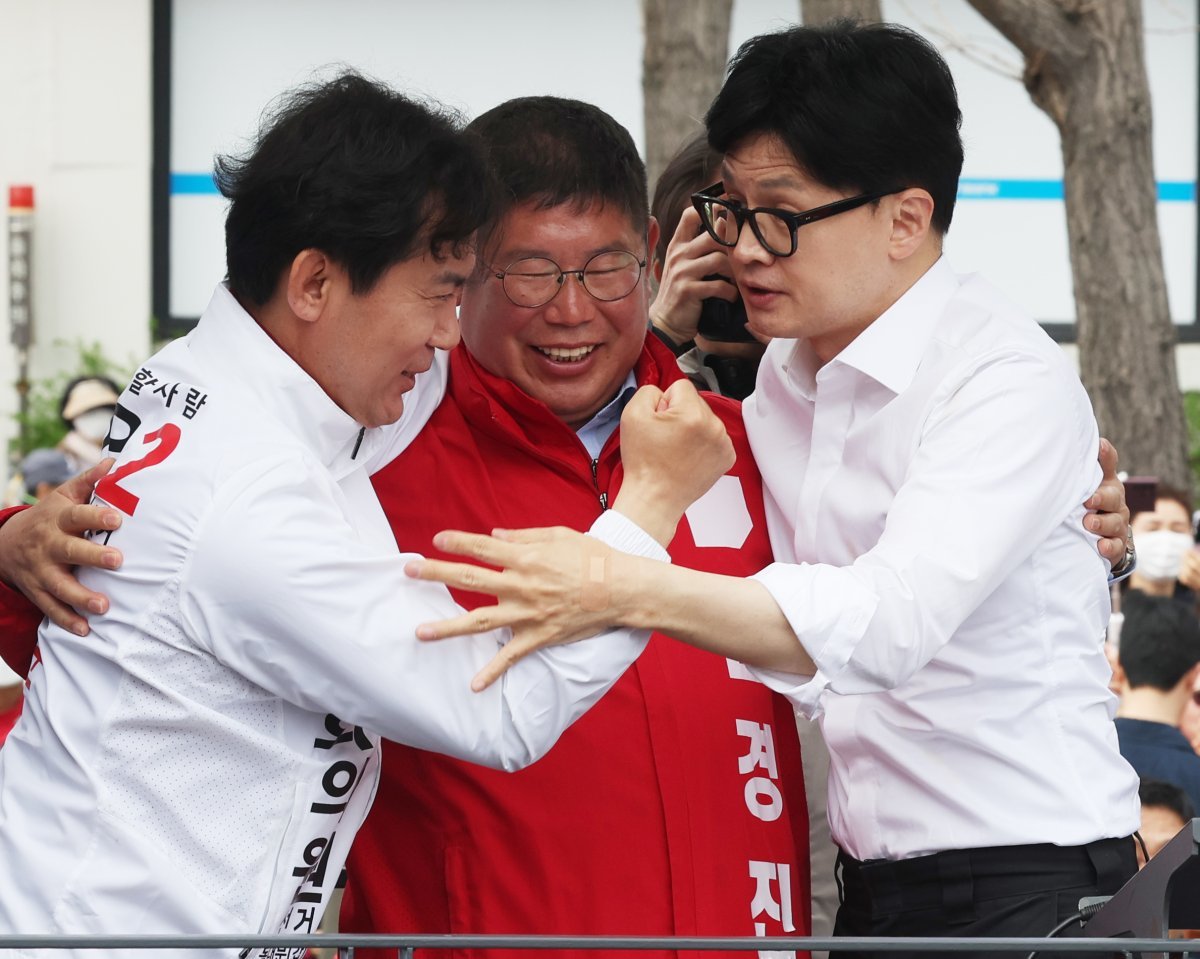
[
  {"xmin": 895, "ymin": 0, "xmax": 1023, "ymax": 80},
  {"xmin": 970, "ymin": 0, "xmax": 1188, "ymax": 486}
]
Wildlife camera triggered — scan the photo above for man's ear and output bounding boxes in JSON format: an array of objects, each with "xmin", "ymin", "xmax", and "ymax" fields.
[
  {"xmin": 645, "ymin": 216, "xmax": 663, "ymax": 284},
  {"xmin": 286, "ymin": 248, "xmax": 333, "ymax": 324},
  {"xmin": 646, "ymin": 216, "xmax": 661, "ymax": 264},
  {"xmin": 887, "ymin": 189, "xmax": 935, "ymax": 261},
  {"xmin": 1184, "ymin": 660, "xmax": 1200, "ymax": 694}
]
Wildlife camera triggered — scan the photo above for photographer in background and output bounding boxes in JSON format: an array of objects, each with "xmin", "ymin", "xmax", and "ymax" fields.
[{"xmin": 649, "ymin": 132, "xmax": 766, "ymax": 400}]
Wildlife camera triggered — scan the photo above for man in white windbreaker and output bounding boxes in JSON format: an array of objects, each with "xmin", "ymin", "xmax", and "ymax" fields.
[{"xmin": 0, "ymin": 73, "xmax": 732, "ymax": 958}]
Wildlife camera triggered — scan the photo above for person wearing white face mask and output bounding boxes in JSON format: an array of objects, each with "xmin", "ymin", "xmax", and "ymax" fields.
[
  {"xmin": 1137, "ymin": 528, "xmax": 1196, "ymax": 585},
  {"xmin": 0, "ymin": 377, "xmax": 121, "ymax": 509},
  {"xmin": 56, "ymin": 375, "xmax": 121, "ymax": 472},
  {"xmin": 1108, "ymin": 488, "xmax": 1199, "ymax": 656},
  {"xmin": 1128, "ymin": 489, "xmax": 1200, "ymax": 599}
]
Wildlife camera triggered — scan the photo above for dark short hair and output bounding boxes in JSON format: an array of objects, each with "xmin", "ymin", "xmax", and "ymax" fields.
[
  {"xmin": 705, "ymin": 20, "xmax": 963, "ymax": 235},
  {"xmin": 1119, "ymin": 591, "xmax": 1200, "ymax": 691},
  {"xmin": 1139, "ymin": 778, "xmax": 1195, "ymax": 822},
  {"xmin": 650, "ymin": 132, "xmax": 722, "ymax": 268},
  {"xmin": 1130, "ymin": 483, "xmax": 1193, "ymax": 524},
  {"xmin": 465, "ymin": 96, "xmax": 648, "ymax": 251},
  {"xmin": 216, "ymin": 71, "xmax": 491, "ymax": 307}
]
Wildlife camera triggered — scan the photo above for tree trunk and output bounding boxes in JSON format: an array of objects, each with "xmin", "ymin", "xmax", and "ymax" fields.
[
  {"xmin": 799, "ymin": 0, "xmax": 882, "ymax": 24},
  {"xmin": 968, "ymin": 0, "xmax": 1188, "ymax": 487},
  {"xmin": 642, "ymin": 0, "xmax": 732, "ymax": 190}
]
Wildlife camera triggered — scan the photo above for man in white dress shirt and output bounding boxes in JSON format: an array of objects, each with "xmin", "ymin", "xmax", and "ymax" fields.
[{"xmin": 410, "ymin": 21, "xmax": 1141, "ymax": 957}]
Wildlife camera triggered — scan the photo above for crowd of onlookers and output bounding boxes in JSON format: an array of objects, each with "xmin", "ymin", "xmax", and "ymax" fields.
[{"xmin": 1108, "ymin": 485, "xmax": 1200, "ymax": 869}]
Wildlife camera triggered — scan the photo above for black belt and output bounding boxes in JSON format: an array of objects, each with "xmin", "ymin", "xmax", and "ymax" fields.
[{"xmin": 836, "ymin": 836, "xmax": 1135, "ymax": 921}]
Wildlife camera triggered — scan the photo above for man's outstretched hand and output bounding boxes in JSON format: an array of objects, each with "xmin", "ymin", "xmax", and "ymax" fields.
[{"xmin": 404, "ymin": 378, "xmax": 738, "ymax": 691}]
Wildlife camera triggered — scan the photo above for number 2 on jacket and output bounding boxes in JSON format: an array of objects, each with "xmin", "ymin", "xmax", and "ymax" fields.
[{"xmin": 95, "ymin": 423, "xmax": 182, "ymax": 516}]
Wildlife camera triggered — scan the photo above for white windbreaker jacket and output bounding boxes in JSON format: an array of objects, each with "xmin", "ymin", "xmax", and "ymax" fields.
[{"xmin": 0, "ymin": 285, "xmax": 662, "ymax": 958}]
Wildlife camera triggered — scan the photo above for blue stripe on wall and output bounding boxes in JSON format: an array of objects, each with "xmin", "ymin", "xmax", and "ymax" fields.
[
  {"xmin": 171, "ymin": 173, "xmax": 219, "ymax": 195},
  {"xmin": 958, "ymin": 178, "xmax": 1062, "ymax": 199},
  {"xmin": 958, "ymin": 178, "xmax": 1195, "ymax": 202},
  {"xmin": 168, "ymin": 173, "xmax": 1197, "ymax": 202},
  {"xmin": 1159, "ymin": 181, "xmax": 1196, "ymax": 202}
]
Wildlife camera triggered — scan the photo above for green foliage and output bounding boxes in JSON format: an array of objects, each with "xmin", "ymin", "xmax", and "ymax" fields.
[
  {"xmin": 9, "ymin": 340, "xmax": 135, "ymax": 458},
  {"xmin": 1186, "ymin": 391, "xmax": 1200, "ymax": 499}
]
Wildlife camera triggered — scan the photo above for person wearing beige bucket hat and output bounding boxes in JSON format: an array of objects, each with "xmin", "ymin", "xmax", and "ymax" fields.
[{"xmin": 56, "ymin": 375, "xmax": 121, "ymax": 472}]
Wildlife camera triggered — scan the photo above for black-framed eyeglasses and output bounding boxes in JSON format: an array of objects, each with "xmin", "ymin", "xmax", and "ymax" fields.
[
  {"xmin": 488, "ymin": 249, "xmax": 647, "ymax": 309},
  {"xmin": 690, "ymin": 182, "xmax": 904, "ymax": 258}
]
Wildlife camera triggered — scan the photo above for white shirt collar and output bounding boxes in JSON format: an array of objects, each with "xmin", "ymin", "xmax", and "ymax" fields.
[
  {"xmin": 189, "ymin": 284, "xmax": 366, "ymax": 472},
  {"xmin": 781, "ymin": 257, "xmax": 960, "ymax": 399},
  {"xmin": 832, "ymin": 257, "xmax": 959, "ymax": 394}
]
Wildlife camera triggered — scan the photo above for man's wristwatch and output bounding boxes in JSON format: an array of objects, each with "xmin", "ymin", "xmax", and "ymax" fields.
[{"xmin": 1109, "ymin": 529, "xmax": 1136, "ymax": 583}]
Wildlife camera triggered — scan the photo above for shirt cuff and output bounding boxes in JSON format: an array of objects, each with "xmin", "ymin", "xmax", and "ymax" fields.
[
  {"xmin": 749, "ymin": 561, "xmax": 878, "ymax": 714},
  {"xmin": 587, "ymin": 509, "xmax": 670, "ymax": 563}
]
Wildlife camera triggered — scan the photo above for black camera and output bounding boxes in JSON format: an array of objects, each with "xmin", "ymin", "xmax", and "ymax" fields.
[{"xmin": 696, "ymin": 275, "xmax": 754, "ymax": 342}]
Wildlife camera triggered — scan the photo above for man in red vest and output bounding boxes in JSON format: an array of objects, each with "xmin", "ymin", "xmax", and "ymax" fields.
[{"xmin": 335, "ymin": 97, "xmax": 810, "ymax": 957}]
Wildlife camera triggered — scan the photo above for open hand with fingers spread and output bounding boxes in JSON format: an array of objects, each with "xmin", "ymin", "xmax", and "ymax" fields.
[
  {"xmin": 407, "ymin": 524, "xmax": 649, "ymax": 691},
  {"xmin": 0, "ymin": 459, "xmax": 122, "ymax": 636},
  {"xmin": 406, "ymin": 378, "xmax": 738, "ymax": 690}
]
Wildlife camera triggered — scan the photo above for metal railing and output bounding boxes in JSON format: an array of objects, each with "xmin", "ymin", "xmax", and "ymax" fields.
[
  {"xmin": 0, "ymin": 933, "xmax": 1198, "ymax": 955},
  {"xmin": 6, "ymin": 821, "xmax": 1198, "ymax": 956}
]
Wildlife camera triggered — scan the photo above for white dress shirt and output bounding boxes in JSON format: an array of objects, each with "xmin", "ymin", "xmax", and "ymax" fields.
[
  {"xmin": 744, "ymin": 258, "xmax": 1139, "ymax": 862},
  {"xmin": 0, "ymin": 284, "xmax": 664, "ymax": 958}
]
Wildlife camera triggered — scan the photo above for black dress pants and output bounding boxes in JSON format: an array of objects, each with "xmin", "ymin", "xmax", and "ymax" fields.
[{"xmin": 831, "ymin": 836, "xmax": 1137, "ymax": 959}]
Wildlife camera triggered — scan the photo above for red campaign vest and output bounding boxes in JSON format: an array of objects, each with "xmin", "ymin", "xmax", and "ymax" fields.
[
  {"xmin": 0, "ymin": 506, "xmax": 41, "ymax": 679},
  {"xmin": 342, "ymin": 338, "xmax": 810, "ymax": 959},
  {"xmin": 0, "ymin": 697, "xmax": 22, "ymax": 746}
]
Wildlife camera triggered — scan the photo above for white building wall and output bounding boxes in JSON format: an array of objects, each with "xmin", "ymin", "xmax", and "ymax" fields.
[
  {"xmin": 0, "ymin": 0, "xmax": 1196, "ymax": 466},
  {"xmin": 0, "ymin": 0, "xmax": 153, "ymax": 462}
]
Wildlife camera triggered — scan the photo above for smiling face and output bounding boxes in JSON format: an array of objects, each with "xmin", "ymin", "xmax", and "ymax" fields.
[
  {"xmin": 720, "ymin": 133, "xmax": 934, "ymax": 363},
  {"xmin": 459, "ymin": 201, "xmax": 659, "ymax": 429},
  {"xmin": 308, "ymin": 247, "xmax": 472, "ymax": 427}
]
